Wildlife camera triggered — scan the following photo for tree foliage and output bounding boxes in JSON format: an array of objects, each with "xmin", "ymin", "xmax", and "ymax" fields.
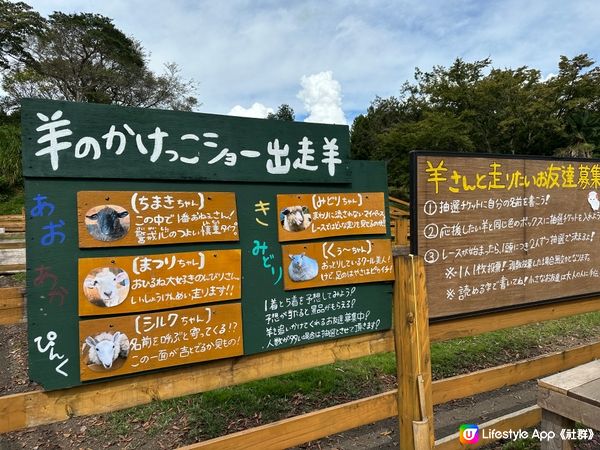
[
  {"xmin": 1, "ymin": 9, "xmax": 198, "ymax": 111},
  {"xmin": 351, "ymin": 54, "xmax": 600, "ymax": 198},
  {"xmin": 267, "ymin": 104, "xmax": 295, "ymax": 121},
  {"xmin": 0, "ymin": 0, "xmax": 45, "ymax": 71}
]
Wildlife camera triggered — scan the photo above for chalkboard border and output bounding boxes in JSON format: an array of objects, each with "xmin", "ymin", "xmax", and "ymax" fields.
[{"xmin": 410, "ymin": 150, "xmax": 600, "ymax": 322}]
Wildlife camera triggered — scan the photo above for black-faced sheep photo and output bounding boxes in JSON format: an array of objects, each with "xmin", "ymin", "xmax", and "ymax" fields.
[
  {"xmin": 83, "ymin": 267, "xmax": 130, "ymax": 307},
  {"xmin": 82, "ymin": 331, "xmax": 130, "ymax": 371},
  {"xmin": 84, "ymin": 204, "xmax": 130, "ymax": 242},
  {"xmin": 280, "ymin": 206, "xmax": 313, "ymax": 232}
]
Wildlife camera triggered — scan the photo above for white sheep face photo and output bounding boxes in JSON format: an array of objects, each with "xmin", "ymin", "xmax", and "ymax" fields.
[
  {"xmin": 280, "ymin": 206, "xmax": 313, "ymax": 232},
  {"xmin": 83, "ymin": 267, "xmax": 130, "ymax": 307},
  {"xmin": 83, "ymin": 331, "xmax": 130, "ymax": 371},
  {"xmin": 84, "ymin": 204, "xmax": 130, "ymax": 242}
]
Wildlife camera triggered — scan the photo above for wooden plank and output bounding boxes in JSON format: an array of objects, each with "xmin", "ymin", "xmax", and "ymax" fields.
[
  {"xmin": 433, "ymin": 341, "xmax": 600, "ymax": 405},
  {"xmin": 0, "ymin": 288, "xmax": 26, "ymax": 326},
  {"xmin": 276, "ymin": 192, "xmax": 387, "ymax": 241},
  {"xmin": 0, "ymin": 329, "xmax": 393, "ymax": 433},
  {"xmin": 77, "ymin": 191, "xmax": 239, "ymax": 248},
  {"xmin": 413, "ymin": 154, "xmax": 600, "ymax": 319},
  {"xmin": 540, "ymin": 409, "xmax": 574, "ymax": 450},
  {"xmin": 568, "ymin": 378, "xmax": 600, "ymax": 408},
  {"xmin": 538, "ymin": 387, "xmax": 600, "ymax": 430},
  {"xmin": 538, "ymin": 359, "xmax": 600, "ymax": 394},
  {"xmin": 0, "ymin": 264, "xmax": 25, "ymax": 273},
  {"xmin": 434, "ymin": 405, "xmax": 541, "ymax": 450},
  {"xmin": 395, "ymin": 255, "xmax": 434, "ymax": 450},
  {"xmin": 79, "ymin": 303, "xmax": 243, "ymax": 381},
  {"xmin": 0, "ymin": 337, "xmax": 596, "ymax": 436},
  {"xmin": 282, "ymin": 239, "xmax": 394, "ymax": 290},
  {"xmin": 180, "ymin": 391, "xmax": 397, "ymax": 450},
  {"xmin": 78, "ymin": 249, "xmax": 241, "ymax": 315},
  {"xmin": 429, "ymin": 296, "xmax": 600, "ymax": 342},
  {"xmin": 0, "ymin": 241, "xmax": 26, "ymax": 249}
]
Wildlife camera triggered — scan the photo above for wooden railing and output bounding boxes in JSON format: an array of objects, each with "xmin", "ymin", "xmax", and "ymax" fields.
[{"xmin": 0, "ymin": 220, "xmax": 599, "ymax": 449}]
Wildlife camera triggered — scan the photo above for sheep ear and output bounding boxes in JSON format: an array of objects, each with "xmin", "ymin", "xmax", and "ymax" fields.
[
  {"xmin": 282, "ymin": 208, "xmax": 290, "ymax": 215},
  {"xmin": 84, "ymin": 278, "xmax": 95, "ymax": 288},
  {"xmin": 113, "ymin": 332, "xmax": 121, "ymax": 342},
  {"xmin": 300, "ymin": 252, "xmax": 305, "ymax": 257},
  {"xmin": 86, "ymin": 214, "xmax": 98, "ymax": 220},
  {"xmin": 117, "ymin": 210, "xmax": 129, "ymax": 218},
  {"xmin": 85, "ymin": 336, "xmax": 97, "ymax": 347},
  {"xmin": 115, "ymin": 271, "xmax": 127, "ymax": 283},
  {"xmin": 289, "ymin": 254, "xmax": 294, "ymax": 260}
]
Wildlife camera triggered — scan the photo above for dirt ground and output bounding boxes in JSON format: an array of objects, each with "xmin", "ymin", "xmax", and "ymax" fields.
[{"xmin": 0, "ymin": 275, "xmax": 598, "ymax": 449}]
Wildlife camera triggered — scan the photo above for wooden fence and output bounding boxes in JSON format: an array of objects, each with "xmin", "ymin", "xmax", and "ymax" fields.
[
  {"xmin": 1, "ymin": 219, "xmax": 599, "ymax": 449},
  {"xmin": 0, "ymin": 210, "xmax": 26, "ymax": 273}
]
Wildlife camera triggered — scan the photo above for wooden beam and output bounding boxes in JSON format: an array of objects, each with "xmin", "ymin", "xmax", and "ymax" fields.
[
  {"xmin": 0, "ymin": 330, "xmax": 394, "ymax": 433},
  {"xmin": 0, "ymin": 241, "xmax": 26, "ymax": 250},
  {"xmin": 0, "ymin": 287, "xmax": 26, "ymax": 325},
  {"xmin": 394, "ymin": 255, "xmax": 434, "ymax": 449},
  {"xmin": 434, "ymin": 405, "xmax": 541, "ymax": 450},
  {"xmin": 179, "ymin": 391, "xmax": 397, "ymax": 450},
  {"xmin": 433, "ymin": 341, "xmax": 600, "ymax": 405},
  {"xmin": 538, "ymin": 387, "xmax": 600, "ymax": 431},
  {"xmin": 1, "ymin": 338, "xmax": 597, "ymax": 438},
  {"xmin": 0, "ymin": 264, "xmax": 25, "ymax": 273}
]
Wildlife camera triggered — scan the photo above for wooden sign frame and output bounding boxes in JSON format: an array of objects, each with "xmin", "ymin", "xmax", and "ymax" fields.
[{"xmin": 411, "ymin": 151, "xmax": 600, "ymax": 320}]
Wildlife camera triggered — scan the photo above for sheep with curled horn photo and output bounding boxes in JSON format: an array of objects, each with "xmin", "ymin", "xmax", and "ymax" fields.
[
  {"xmin": 84, "ymin": 204, "xmax": 130, "ymax": 241},
  {"xmin": 83, "ymin": 267, "xmax": 130, "ymax": 307},
  {"xmin": 82, "ymin": 331, "xmax": 129, "ymax": 371},
  {"xmin": 280, "ymin": 206, "xmax": 313, "ymax": 232}
]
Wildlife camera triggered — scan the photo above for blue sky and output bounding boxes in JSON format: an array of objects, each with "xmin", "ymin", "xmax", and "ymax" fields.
[{"xmin": 19, "ymin": 0, "xmax": 600, "ymax": 125}]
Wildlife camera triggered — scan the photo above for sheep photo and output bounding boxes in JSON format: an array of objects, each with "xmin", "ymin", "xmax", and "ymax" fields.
[
  {"xmin": 84, "ymin": 204, "xmax": 130, "ymax": 242},
  {"xmin": 280, "ymin": 206, "xmax": 313, "ymax": 232},
  {"xmin": 83, "ymin": 267, "xmax": 130, "ymax": 307},
  {"xmin": 82, "ymin": 331, "xmax": 130, "ymax": 371}
]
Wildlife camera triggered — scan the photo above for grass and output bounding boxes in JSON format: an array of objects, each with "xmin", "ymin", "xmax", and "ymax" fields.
[
  {"xmin": 99, "ymin": 311, "xmax": 600, "ymax": 444},
  {"xmin": 0, "ymin": 188, "xmax": 24, "ymax": 214}
]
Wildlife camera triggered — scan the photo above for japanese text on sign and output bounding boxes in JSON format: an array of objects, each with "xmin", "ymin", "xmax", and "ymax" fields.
[{"xmin": 78, "ymin": 249, "xmax": 242, "ymax": 316}]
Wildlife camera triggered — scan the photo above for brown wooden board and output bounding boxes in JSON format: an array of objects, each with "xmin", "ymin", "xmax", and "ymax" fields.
[
  {"xmin": 412, "ymin": 152, "xmax": 600, "ymax": 318},
  {"xmin": 281, "ymin": 239, "xmax": 394, "ymax": 290},
  {"xmin": 79, "ymin": 302, "xmax": 242, "ymax": 381},
  {"xmin": 78, "ymin": 249, "xmax": 241, "ymax": 316},
  {"xmin": 77, "ymin": 191, "xmax": 238, "ymax": 247},
  {"xmin": 569, "ymin": 378, "xmax": 600, "ymax": 408},
  {"xmin": 276, "ymin": 192, "xmax": 386, "ymax": 242}
]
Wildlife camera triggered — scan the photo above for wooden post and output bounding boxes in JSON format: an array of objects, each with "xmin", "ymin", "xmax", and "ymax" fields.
[
  {"xmin": 394, "ymin": 218, "xmax": 410, "ymax": 246},
  {"xmin": 394, "ymin": 255, "xmax": 434, "ymax": 449}
]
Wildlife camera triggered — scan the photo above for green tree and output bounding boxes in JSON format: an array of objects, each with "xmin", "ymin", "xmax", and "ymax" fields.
[
  {"xmin": 0, "ymin": 0, "xmax": 45, "ymax": 71},
  {"xmin": 351, "ymin": 54, "xmax": 600, "ymax": 199},
  {"xmin": 267, "ymin": 104, "xmax": 295, "ymax": 121},
  {"xmin": 0, "ymin": 124, "xmax": 22, "ymax": 189},
  {"xmin": 2, "ymin": 11, "xmax": 198, "ymax": 111}
]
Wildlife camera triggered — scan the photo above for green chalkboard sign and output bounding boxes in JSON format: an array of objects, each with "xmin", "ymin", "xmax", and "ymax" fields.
[
  {"xmin": 21, "ymin": 98, "xmax": 351, "ymax": 183},
  {"xmin": 23, "ymin": 99, "xmax": 392, "ymax": 391}
]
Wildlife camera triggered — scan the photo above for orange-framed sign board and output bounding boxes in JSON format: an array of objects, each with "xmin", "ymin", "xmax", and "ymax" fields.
[
  {"xmin": 281, "ymin": 238, "xmax": 394, "ymax": 290},
  {"xmin": 79, "ymin": 302, "xmax": 243, "ymax": 381},
  {"xmin": 78, "ymin": 249, "xmax": 241, "ymax": 316},
  {"xmin": 77, "ymin": 191, "xmax": 239, "ymax": 247},
  {"xmin": 276, "ymin": 192, "xmax": 386, "ymax": 242}
]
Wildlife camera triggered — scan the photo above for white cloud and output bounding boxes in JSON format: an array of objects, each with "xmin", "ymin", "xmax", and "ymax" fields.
[
  {"xmin": 298, "ymin": 71, "xmax": 347, "ymax": 125},
  {"xmin": 227, "ymin": 103, "xmax": 274, "ymax": 119}
]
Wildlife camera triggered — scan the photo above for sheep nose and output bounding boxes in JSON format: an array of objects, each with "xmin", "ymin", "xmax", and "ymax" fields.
[{"xmin": 104, "ymin": 291, "xmax": 112, "ymax": 298}]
